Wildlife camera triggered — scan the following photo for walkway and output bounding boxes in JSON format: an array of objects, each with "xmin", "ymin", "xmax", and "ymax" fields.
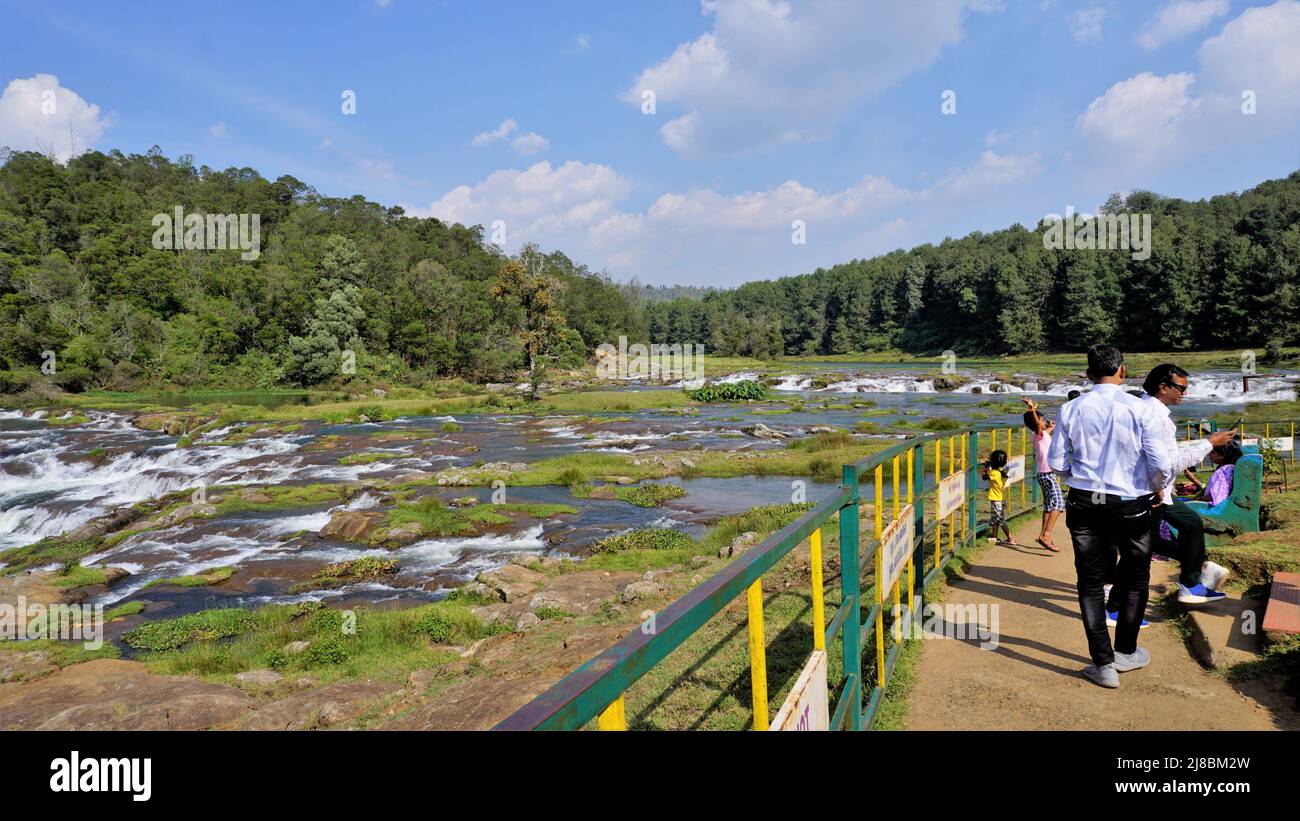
[{"xmin": 906, "ymin": 514, "xmax": 1280, "ymax": 730}]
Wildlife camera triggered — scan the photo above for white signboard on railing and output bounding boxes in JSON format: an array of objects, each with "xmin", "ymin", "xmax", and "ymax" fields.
[
  {"xmin": 1005, "ymin": 455, "xmax": 1025, "ymax": 484},
  {"xmin": 937, "ymin": 472, "xmax": 965, "ymax": 519},
  {"xmin": 770, "ymin": 649, "xmax": 829, "ymax": 731},
  {"xmin": 880, "ymin": 504, "xmax": 914, "ymax": 595},
  {"xmin": 1242, "ymin": 437, "xmax": 1294, "ymax": 452}
]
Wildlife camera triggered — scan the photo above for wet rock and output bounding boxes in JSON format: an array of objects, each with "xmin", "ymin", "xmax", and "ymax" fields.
[
  {"xmin": 741, "ymin": 423, "xmax": 790, "ymax": 439},
  {"xmin": 239, "ymin": 681, "xmax": 402, "ymax": 730},
  {"xmin": 520, "ymin": 570, "xmax": 638, "ymax": 616},
  {"xmin": 319, "ymin": 509, "xmax": 383, "ymax": 542},
  {"xmin": 807, "ymin": 425, "xmax": 838, "ymax": 434},
  {"xmin": 448, "ymin": 496, "xmax": 479, "ymax": 507},
  {"xmin": 0, "ymin": 651, "xmax": 55, "ymax": 683},
  {"xmin": 510, "ymin": 554, "xmax": 543, "ymax": 571},
  {"xmin": 477, "ymin": 564, "xmax": 547, "ymax": 603},
  {"xmin": 459, "ymin": 581, "xmax": 496, "ymax": 601},
  {"xmin": 433, "ymin": 462, "xmax": 528, "ymax": 486},
  {"xmin": 0, "ymin": 659, "xmax": 253, "ymax": 730},
  {"xmin": 515, "ymin": 612, "xmax": 541, "ymax": 631},
  {"xmin": 234, "ymin": 669, "xmax": 284, "ymax": 691},
  {"xmin": 152, "ymin": 503, "xmax": 218, "ymax": 529},
  {"xmin": 620, "ymin": 580, "xmax": 665, "ymax": 604},
  {"xmin": 719, "ymin": 531, "xmax": 760, "ymax": 559},
  {"xmin": 612, "ymin": 476, "xmax": 637, "ymax": 485},
  {"xmin": 133, "ymin": 412, "xmax": 209, "ymax": 436},
  {"xmin": 375, "ymin": 520, "xmax": 424, "ymax": 547},
  {"xmin": 408, "ymin": 669, "xmax": 439, "ymax": 691}
]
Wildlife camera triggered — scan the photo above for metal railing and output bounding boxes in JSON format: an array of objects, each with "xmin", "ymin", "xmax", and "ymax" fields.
[
  {"xmin": 493, "ymin": 422, "xmax": 1044, "ymax": 731},
  {"xmin": 495, "ymin": 416, "xmax": 1298, "ymax": 731}
]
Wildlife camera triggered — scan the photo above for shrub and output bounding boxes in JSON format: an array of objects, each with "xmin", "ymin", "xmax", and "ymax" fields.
[
  {"xmin": 614, "ymin": 483, "xmax": 687, "ymax": 507},
  {"xmin": 305, "ymin": 636, "xmax": 350, "ymax": 665},
  {"xmin": 590, "ymin": 528, "xmax": 696, "ymax": 554},
  {"xmin": 688, "ymin": 380, "xmax": 769, "ymax": 403},
  {"xmin": 122, "ymin": 609, "xmax": 258, "ymax": 651}
]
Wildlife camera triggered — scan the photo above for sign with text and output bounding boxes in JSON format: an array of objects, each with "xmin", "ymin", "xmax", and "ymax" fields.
[
  {"xmin": 1005, "ymin": 455, "xmax": 1025, "ymax": 484},
  {"xmin": 770, "ymin": 650, "xmax": 829, "ymax": 731},
  {"xmin": 1243, "ymin": 437, "xmax": 1294, "ymax": 452},
  {"xmin": 879, "ymin": 504, "xmax": 915, "ymax": 596},
  {"xmin": 937, "ymin": 472, "xmax": 965, "ymax": 519}
]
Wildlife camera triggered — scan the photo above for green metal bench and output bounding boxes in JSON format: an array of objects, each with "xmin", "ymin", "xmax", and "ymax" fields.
[{"xmin": 1184, "ymin": 453, "xmax": 1263, "ymax": 535}]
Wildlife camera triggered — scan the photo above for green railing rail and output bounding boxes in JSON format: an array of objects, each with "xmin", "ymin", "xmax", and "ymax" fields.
[
  {"xmin": 494, "ymin": 416, "xmax": 1297, "ymax": 732},
  {"xmin": 493, "ymin": 422, "xmax": 1043, "ymax": 731}
]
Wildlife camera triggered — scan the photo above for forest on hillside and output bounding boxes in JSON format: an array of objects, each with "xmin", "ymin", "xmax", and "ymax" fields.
[
  {"xmin": 0, "ymin": 146, "xmax": 1297, "ymax": 394},
  {"xmin": 646, "ymin": 173, "xmax": 1300, "ymax": 360}
]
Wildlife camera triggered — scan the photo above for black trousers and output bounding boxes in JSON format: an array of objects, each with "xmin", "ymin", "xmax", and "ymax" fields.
[
  {"xmin": 1160, "ymin": 501, "xmax": 1206, "ymax": 588},
  {"xmin": 1066, "ymin": 489, "xmax": 1156, "ymax": 667}
]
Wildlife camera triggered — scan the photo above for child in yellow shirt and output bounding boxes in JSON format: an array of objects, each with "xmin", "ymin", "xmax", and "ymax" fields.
[{"xmin": 981, "ymin": 449, "xmax": 1014, "ymax": 545}]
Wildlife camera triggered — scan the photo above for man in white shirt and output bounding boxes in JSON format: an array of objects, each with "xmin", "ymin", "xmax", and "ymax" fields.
[
  {"xmin": 1134, "ymin": 364, "xmax": 1235, "ymax": 604},
  {"xmin": 1047, "ymin": 345, "xmax": 1173, "ymax": 689}
]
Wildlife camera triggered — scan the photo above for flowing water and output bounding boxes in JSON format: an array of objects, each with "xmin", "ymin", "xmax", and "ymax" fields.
[{"xmin": 1, "ymin": 364, "xmax": 1293, "ymax": 621}]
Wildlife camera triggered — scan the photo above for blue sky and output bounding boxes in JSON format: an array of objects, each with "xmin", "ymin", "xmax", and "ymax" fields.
[{"xmin": 1, "ymin": 0, "xmax": 1297, "ymax": 286}]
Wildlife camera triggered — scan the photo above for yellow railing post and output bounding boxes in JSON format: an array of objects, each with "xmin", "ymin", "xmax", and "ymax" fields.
[
  {"xmin": 874, "ymin": 464, "xmax": 885, "ymax": 687},
  {"xmin": 597, "ymin": 695, "xmax": 627, "ymax": 730},
  {"xmin": 810, "ymin": 528, "xmax": 825, "ymax": 652},
  {"xmin": 960, "ymin": 432, "xmax": 968, "ymax": 545},
  {"xmin": 746, "ymin": 579, "xmax": 768, "ymax": 730},
  {"xmin": 1020, "ymin": 427, "xmax": 1027, "ymax": 512},
  {"xmin": 947, "ymin": 435, "xmax": 955, "ymax": 555},
  {"xmin": 934, "ymin": 439, "xmax": 942, "ymax": 569},
  {"xmin": 906, "ymin": 447, "xmax": 915, "ymax": 615}
]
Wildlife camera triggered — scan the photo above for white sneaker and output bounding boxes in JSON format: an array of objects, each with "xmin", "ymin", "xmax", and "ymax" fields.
[{"xmin": 1201, "ymin": 561, "xmax": 1229, "ymax": 591}]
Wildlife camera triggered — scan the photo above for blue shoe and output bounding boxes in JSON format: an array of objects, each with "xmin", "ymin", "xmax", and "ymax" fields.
[
  {"xmin": 1178, "ymin": 583, "xmax": 1227, "ymax": 605},
  {"xmin": 1106, "ymin": 611, "xmax": 1150, "ymax": 629}
]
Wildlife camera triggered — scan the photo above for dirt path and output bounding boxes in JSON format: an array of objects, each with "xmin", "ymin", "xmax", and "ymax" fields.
[{"xmin": 906, "ymin": 514, "xmax": 1281, "ymax": 730}]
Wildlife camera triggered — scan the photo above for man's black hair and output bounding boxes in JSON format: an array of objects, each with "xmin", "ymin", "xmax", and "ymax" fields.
[
  {"xmin": 1142, "ymin": 363, "xmax": 1189, "ymax": 397},
  {"xmin": 1086, "ymin": 344, "xmax": 1124, "ymax": 379}
]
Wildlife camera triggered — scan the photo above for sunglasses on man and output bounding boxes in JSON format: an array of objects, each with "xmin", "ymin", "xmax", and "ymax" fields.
[{"xmin": 1163, "ymin": 381, "xmax": 1188, "ymax": 395}]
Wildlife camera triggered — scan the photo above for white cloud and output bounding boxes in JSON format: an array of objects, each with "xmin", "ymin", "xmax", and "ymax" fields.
[
  {"xmin": 623, "ymin": 0, "xmax": 981, "ymax": 157},
  {"xmin": 1077, "ymin": 72, "xmax": 1197, "ymax": 155},
  {"xmin": 1069, "ymin": 7, "xmax": 1106, "ymax": 43},
  {"xmin": 209, "ymin": 121, "xmax": 229, "ymax": 138},
  {"xmin": 1138, "ymin": 0, "xmax": 1230, "ymax": 49},
  {"xmin": 408, "ymin": 148, "xmax": 1039, "ymax": 283},
  {"xmin": 511, "ymin": 132, "xmax": 550, "ymax": 156},
  {"xmin": 473, "ymin": 118, "xmax": 549, "ymax": 155},
  {"xmin": 472, "ymin": 118, "xmax": 518, "ymax": 146},
  {"xmin": 575, "ymin": 33, "xmax": 591, "ymax": 49},
  {"xmin": 0, "ymin": 74, "xmax": 112, "ymax": 162},
  {"xmin": 1197, "ymin": 0, "xmax": 1300, "ymax": 112},
  {"xmin": 934, "ymin": 150, "xmax": 1042, "ymax": 197},
  {"xmin": 410, "ymin": 160, "xmax": 632, "ymax": 239},
  {"xmin": 1076, "ymin": 1, "xmax": 1300, "ymax": 164}
]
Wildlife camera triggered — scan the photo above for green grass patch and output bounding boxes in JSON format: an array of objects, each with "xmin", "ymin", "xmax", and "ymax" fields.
[
  {"xmin": 613, "ymin": 483, "xmax": 688, "ymax": 507},
  {"xmin": 338, "ymin": 451, "xmax": 403, "ymax": 466},
  {"xmin": 142, "ymin": 565, "xmax": 236, "ymax": 590}
]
